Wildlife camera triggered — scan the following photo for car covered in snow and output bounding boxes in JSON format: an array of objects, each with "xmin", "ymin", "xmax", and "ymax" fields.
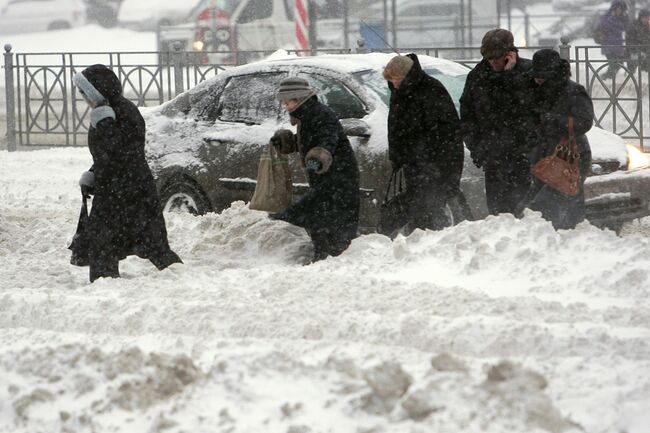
[
  {"xmin": 143, "ymin": 52, "xmax": 650, "ymax": 233},
  {"xmin": 0, "ymin": 0, "xmax": 85, "ymax": 34}
]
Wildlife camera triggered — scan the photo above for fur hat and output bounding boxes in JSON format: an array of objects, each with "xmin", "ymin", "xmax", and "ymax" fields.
[
  {"xmin": 480, "ymin": 29, "xmax": 517, "ymax": 60},
  {"xmin": 276, "ymin": 77, "xmax": 314, "ymax": 101},
  {"xmin": 383, "ymin": 55, "xmax": 414, "ymax": 80},
  {"xmin": 530, "ymin": 49, "xmax": 570, "ymax": 80}
]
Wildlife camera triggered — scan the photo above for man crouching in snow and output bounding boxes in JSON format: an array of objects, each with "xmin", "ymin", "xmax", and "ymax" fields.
[
  {"xmin": 72, "ymin": 64, "xmax": 182, "ymax": 282},
  {"xmin": 268, "ymin": 77, "xmax": 360, "ymax": 262}
]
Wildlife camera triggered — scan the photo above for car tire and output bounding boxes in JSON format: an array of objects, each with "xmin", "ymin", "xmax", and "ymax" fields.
[
  {"xmin": 160, "ymin": 179, "xmax": 210, "ymax": 216},
  {"xmin": 47, "ymin": 21, "xmax": 71, "ymax": 31}
]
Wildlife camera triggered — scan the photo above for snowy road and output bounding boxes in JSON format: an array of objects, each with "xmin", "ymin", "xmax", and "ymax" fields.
[{"xmin": 1, "ymin": 148, "xmax": 650, "ymax": 433}]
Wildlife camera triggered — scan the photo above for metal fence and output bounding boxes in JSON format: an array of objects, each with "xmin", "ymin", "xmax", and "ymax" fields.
[{"xmin": 3, "ymin": 41, "xmax": 650, "ymax": 151}]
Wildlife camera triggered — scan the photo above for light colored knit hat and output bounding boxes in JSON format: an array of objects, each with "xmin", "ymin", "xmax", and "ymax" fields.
[{"xmin": 276, "ymin": 77, "xmax": 314, "ymax": 101}]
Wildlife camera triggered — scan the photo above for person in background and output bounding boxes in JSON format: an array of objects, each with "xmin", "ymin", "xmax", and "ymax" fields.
[
  {"xmin": 460, "ymin": 29, "xmax": 535, "ymax": 216},
  {"xmin": 269, "ymin": 77, "xmax": 360, "ymax": 262},
  {"xmin": 73, "ymin": 64, "xmax": 182, "ymax": 282},
  {"xmin": 518, "ymin": 49, "xmax": 593, "ymax": 230},
  {"xmin": 600, "ymin": 0, "xmax": 629, "ymax": 79},
  {"xmin": 383, "ymin": 53, "xmax": 464, "ymax": 233},
  {"xmin": 626, "ymin": 8, "xmax": 650, "ymax": 73}
]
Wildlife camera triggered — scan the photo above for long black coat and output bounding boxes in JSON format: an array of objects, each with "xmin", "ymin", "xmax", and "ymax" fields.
[
  {"xmin": 387, "ymin": 53, "xmax": 463, "ymax": 197},
  {"xmin": 82, "ymin": 66, "xmax": 178, "ymax": 267},
  {"xmin": 277, "ymin": 96, "xmax": 360, "ymax": 236},
  {"xmin": 460, "ymin": 56, "xmax": 535, "ymax": 176},
  {"xmin": 525, "ymin": 79, "xmax": 594, "ymax": 229}
]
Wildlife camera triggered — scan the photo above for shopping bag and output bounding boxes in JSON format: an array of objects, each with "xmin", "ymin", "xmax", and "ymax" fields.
[
  {"xmin": 377, "ymin": 168, "xmax": 409, "ymax": 237},
  {"xmin": 532, "ymin": 117, "xmax": 581, "ymax": 197},
  {"xmin": 69, "ymin": 192, "xmax": 90, "ymax": 266},
  {"xmin": 250, "ymin": 142, "xmax": 293, "ymax": 212}
]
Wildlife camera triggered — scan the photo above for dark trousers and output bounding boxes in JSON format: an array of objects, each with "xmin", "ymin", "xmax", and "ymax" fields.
[
  {"xmin": 403, "ymin": 163, "xmax": 450, "ymax": 232},
  {"xmin": 310, "ymin": 227, "xmax": 356, "ymax": 262},
  {"xmin": 484, "ymin": 165, "xmax": 531, "ymax": 216}
]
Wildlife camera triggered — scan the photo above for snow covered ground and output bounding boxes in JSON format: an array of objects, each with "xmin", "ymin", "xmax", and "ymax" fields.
[{"xmin": 2, "ymin": 147, "xmax": 650, "ymax": 433}]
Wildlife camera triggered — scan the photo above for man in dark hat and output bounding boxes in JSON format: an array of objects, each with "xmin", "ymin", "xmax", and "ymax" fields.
[
  {"xmin": 459, "ymin": 29, "xmax": 535, "ymax": 217},
  {"xmin": 268, "ymin": 77, "xmax": 360, "ymax": 262},
  {"xmin": 626, "ymin": 8, "xmax": 650, "ymax": 73}
]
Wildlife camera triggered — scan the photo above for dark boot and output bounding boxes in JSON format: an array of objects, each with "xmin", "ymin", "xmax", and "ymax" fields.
[
  {"xmin": 149, "ymin": 249, "xmax": 183, "ymax": 271},
  {"xmin": 89, "ymin": 260, "xmax": 120, "ymax": 282}
]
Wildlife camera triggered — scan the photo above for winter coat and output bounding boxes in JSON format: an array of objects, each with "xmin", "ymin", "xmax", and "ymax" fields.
[
  {"xmin": 626, "ymin": 18, "xmax": 650, "ymax": 62},
  {"xmin": 80, "ymin": 65, "xmax": 178, "ymax": 268},
  {"xmin": 460, "ymin": 56, "xmax": 535, "ymax": 183},
  {"xmin": 276, "ymin": 96, "xmax": 360, "ymax": 236},
  {"xmin": 526, "ymin": 79, "xmax": 594, "ymax": 230},
  {"xmin": 387, "ymin": 53, "xmax": 464, "ymax": 198},
  {"xmin": 600, "ymin": 10, "xmax": 629, "ymax": 58}
]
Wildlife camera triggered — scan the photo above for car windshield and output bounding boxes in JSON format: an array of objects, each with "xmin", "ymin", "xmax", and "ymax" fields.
[
  {"xmin": 188, "ymin": 0, "xmax": 237, "ymax": 18},
  {"xmin": 353, "ymin": 67, "xmax": 468, "ymax": 111}
]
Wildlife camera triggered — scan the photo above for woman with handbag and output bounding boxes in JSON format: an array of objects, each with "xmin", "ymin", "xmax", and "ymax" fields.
[
  {"xmin": 519, "ymin": 49, "xmax": 594, "ymax": 230},
  {"xmin": 72, "ymin": 64, "xmax": 182, "ymax": 282},
  {"xmin": 268, "ymin": 77, "xmax": 360, "ymax": 262}
]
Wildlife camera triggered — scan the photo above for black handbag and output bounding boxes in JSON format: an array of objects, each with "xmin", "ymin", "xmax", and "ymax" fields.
[
  {"xmin": 69, "ymin": 192, "xmax": 90, "ymax": 267},
  {"xmin": 377, "ymin": 168, "xmax": 410, "ymax": 238}
]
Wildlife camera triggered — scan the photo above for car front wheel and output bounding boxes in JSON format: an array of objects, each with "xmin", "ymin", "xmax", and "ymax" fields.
[{"xmin": 160, "ymin": 179, "xmax": 210, "ymax": 215}]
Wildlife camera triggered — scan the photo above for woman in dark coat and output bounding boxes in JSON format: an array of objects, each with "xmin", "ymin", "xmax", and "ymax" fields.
[
  {"xmin": 384, "ymin": 53, "xmax": 464, "ymax": 233},
  {"xmin": 269, "ymin": 77, "xmax": 360, "ymax": 262},
  {"xmin": 519, "ymin": 49, "xmax": 593, "ymax": 230},
  {"xmin": 73, "ymin": 64, "xmax": 182, "ymax": 282}
]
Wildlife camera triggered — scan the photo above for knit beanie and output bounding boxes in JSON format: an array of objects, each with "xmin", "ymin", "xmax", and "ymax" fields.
[{"xmin": 276, "ymin": 77, "xmax": 314, "ymax": 101}]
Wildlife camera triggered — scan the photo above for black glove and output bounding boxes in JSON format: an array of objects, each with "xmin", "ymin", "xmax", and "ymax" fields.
[
  {"xmin": 305, "ymin": 158, "xmax": 322, "ymax": 173},
  {"xmin": 270, "ymin": 134, "xmax": 282, "ymax": 148}
]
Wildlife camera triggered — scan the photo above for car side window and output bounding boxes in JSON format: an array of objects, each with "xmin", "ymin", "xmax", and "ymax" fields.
[
  {"xmin": 298, "ymin": 73, "xmax": 367, "ymax": 119},
  {"xmin": 218, "ymin": 73, "xmax": 286, "ymax": 124},
  {"xmin": 238, "ymin": 0, "xmax": 272, "ymax": 23}
]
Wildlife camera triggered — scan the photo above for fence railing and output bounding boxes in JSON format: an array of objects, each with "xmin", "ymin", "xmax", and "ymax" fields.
[{"xmin": 3, "ymin": 40, "xmax": 649, "ymax": 151}]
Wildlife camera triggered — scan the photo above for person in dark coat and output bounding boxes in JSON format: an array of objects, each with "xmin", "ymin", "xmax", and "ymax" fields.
[
  {"xmin": 460, "ymin": 29, "xmax": 535, "ymax": 216},
  {"xmin": 73, "ymin": 64, "xmax": 182, "ymax": 282},
  {"xmin": 625, "ymin": 8, "xmax": 650, "ymax": 73},
  {"xmin": 600, "ymin": 0, "xmax": 629, "ymax": 79},
  {"xmin": 518, "ymin": 49, "xmax": 593, "ymax": 230},
  {"xmin": 269, "ymin": 77, "xmax": 360, "ymax": 262},
  {"xmin": 383, "ymin": 53, "xmax": 463, "ymax": 233}
]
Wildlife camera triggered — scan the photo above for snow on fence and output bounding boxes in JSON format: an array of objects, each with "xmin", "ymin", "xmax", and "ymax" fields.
[{"xmin": 3, "ymin": 41, "xmax": 649, "ymax": 151}]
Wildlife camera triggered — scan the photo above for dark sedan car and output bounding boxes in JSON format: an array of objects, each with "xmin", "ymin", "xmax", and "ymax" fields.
[{"xmin": 143, "ymin": 52, "xmax": 650, "ymax": 233}]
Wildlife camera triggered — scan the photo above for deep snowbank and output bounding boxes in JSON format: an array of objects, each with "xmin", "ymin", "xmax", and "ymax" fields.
[{"xmin": 1, "ymin": 148, "xmax": 650, "ymax": 433}]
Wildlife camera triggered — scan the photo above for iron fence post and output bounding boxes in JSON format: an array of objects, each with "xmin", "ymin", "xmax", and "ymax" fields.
[
  {"xmin": 559, "ymin": 36, "xmax": 570, "ymax": 61},
  {"xmin": 172, "ymin": 42, "xmax": 185, "ymax": 97},
  {"xmin": 4, "ymin": 44, "xmax": 16, "ymax": 152}
]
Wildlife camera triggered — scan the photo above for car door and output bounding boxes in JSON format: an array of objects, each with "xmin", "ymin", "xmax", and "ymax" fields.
[{"xmin": 202, "ymin": 71, "xmax": 289, "ymax": 207}]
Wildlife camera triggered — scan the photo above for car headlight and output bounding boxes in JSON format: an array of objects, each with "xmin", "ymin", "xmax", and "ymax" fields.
[
  {"xmin": 626, "ymin": 144, "xmax": 650, "ymax": 170},
  {"xmin": 192, "ymin": 40, "xmax": 205, "ymax": 51}
]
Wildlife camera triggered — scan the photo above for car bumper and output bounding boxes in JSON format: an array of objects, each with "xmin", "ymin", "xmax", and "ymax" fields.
[{"xmin": 585, "ymin": 167, "xmax": 650, "ymax": 226}]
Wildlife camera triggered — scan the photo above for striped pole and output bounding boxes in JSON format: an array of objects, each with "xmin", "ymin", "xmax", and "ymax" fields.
[{"xmin": 295, "ymin": 0, "xmax": 309, "ymax": 54}]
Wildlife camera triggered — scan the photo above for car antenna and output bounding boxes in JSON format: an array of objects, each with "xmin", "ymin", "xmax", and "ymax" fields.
[{"xmin": 358, "ymin": 19, "xmax": 399, "ymax": 54}]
